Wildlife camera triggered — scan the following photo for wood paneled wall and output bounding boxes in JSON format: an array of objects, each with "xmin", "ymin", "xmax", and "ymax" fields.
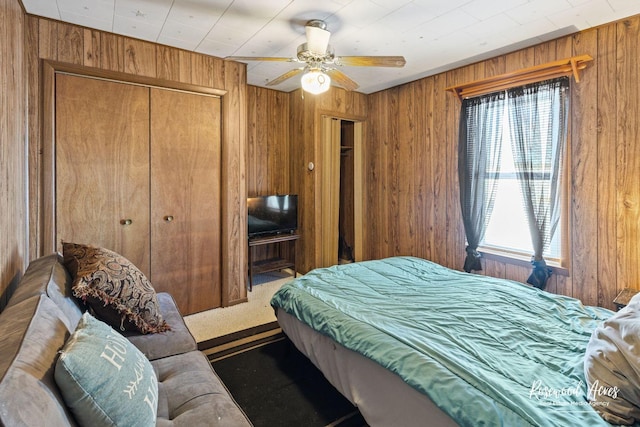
[
  {"xmin": 365, "ymin": 15, "xmax": 640, "ymax": 309},
  {"xmin": 0, "ymin": 0, "xmax": 27, "ymax": 310},
  {"xmin": 24, "ymin": 16, "xmax": 248, "ymax": 306},
  {"xmin": 288, "ymin": 89, "xmax": 368, "ymax": 273},
  {"xmin": 247, "ymin": 86, "xmax": 291, "ymax": 196},
  {"xmin": 247, "ymin": 86, "xmax": 290, "ymax": 261},
  {"xmin": 4, "ymin": 0, "xmax": 639, "ymax": 312},
  {"xmin": 246, "ymin": 86, "xmax": 368, "ymax": 272}
]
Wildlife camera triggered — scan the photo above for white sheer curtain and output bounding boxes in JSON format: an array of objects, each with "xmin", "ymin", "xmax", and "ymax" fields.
[
  {"xmin": 458, "ymin": 92, "xmax": 506, "ymax": 272},
  {"xmin": 507, "ymin": 77, "xmax": 569, "ymax": 289}
]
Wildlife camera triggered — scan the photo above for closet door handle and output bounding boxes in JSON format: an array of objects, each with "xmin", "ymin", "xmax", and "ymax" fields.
[
  {"xmin": 164, "ymin": 215, "xmax": 174, "ymax": 223},
  {"xmin": 120, "ymin": 219, "xmax": 133, "ymax": 226}
]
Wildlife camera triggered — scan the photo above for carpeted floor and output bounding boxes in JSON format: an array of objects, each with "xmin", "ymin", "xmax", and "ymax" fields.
[
  {"xmin": 211, "ymin": 336, "xmax": 368, "ymax": 427},
  {"xmin": 184, "ymin": 271, "xmax": 293, "ymax": 343}
]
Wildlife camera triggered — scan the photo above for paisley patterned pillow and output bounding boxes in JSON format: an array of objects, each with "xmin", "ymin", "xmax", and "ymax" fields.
[{"xmin": 62, "ymin": 242, "xmax": 170, "ymax": 334}]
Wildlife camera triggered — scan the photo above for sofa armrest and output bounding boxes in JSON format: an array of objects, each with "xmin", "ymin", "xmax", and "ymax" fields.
[
  {"xmin": 125, "ymin": 292, "xmax": 197, "ymax": 360},
  {"xmin": 0, "ymin": 295, "xmax": 76, "ymax": 426}
]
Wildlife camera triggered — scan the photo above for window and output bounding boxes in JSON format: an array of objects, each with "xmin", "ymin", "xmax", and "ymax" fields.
[
  {"xmin": 458, "ymin": 77, "xmax": 570, "ymax": 288},
  {"xmin": 482, "ymin": 103, "xmax": 563, "ymax": 261}
]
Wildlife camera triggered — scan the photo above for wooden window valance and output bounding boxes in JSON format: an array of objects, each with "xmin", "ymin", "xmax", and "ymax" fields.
[{"xmin": 446, "ymin": 54, "xmax": 593, "ymax": 100}]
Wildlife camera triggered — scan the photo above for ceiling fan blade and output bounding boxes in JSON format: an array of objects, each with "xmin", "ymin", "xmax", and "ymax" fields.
[
  {"xmin": 266, "ymin": 68, "xmax": 305, "ymax": 87},
  {"xmin": 325, "ymin": 69, "xmax": 359, "ymax": 91},
  {"xmin": 335, "ymin": 56, "xmax": 406, "ymax": 67},
  {"xmin": 225, "ymin": 56, "xmax": 294, "ymax": 62}
]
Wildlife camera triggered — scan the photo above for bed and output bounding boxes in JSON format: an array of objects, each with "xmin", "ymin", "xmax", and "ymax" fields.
[{"xmin": 270, "ymin": 256, "xmax": 639, "ymax": 426}]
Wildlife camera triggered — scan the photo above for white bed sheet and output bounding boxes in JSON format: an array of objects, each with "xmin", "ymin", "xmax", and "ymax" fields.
[{"xmin": 277, "ymin": 309, "xmax": 459, "ymax": 427}]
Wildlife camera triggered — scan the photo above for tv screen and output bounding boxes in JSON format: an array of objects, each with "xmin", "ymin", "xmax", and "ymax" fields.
[{"xmin": 248, "ymin": 194, "xmax": 298, "ymax": 237}]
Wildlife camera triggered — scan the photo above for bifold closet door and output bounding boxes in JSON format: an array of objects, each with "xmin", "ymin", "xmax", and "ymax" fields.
[
  {"xmin": 150, "ymin": 88, "xmax": 222, "ymax": 314},
  {"xmin": 320, "ymin": 117, "xmax": 342, "ymax": 268},
  {"xmin": 55, "ymin": 74, "xmax": 151, "ymax": 274}
]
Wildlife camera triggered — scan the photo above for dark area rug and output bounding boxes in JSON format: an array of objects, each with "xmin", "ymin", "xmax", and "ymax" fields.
[{"xmin": 211, "ymin": 337, "xmax": 367, "ymax": 427}]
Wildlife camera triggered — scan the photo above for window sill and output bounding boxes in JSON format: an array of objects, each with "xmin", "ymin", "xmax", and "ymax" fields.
[{"xmin": 478, "ymin": 247, "xmax": 569, "ymax": 277}]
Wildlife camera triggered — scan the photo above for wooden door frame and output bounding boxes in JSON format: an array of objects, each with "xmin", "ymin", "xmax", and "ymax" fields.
[{"xmin": 318, "ymin": 112, "xmax": 365, "ymax": 266}]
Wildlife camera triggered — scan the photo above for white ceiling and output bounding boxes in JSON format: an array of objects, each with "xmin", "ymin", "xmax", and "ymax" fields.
[{"xmin": 20, "ymin": 0, "xmax": 640, "ymax": 94}]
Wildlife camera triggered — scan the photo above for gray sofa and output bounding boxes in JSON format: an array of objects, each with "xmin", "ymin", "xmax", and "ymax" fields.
[{"xmin": 0, "ymin": 253, "xmax": 252, "ymax": 426}]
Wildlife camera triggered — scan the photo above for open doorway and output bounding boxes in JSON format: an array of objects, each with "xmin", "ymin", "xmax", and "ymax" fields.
[
  {"xmin": 339, "ymin": 121, "xmax": 355, "ymax": 264},
  {"xmin": 320, "ymin": 117, "xmax": 363, "ymax": 267}
]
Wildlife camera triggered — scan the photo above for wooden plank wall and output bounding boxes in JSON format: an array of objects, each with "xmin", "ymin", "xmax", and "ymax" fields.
[
  {"xmin": 5, "ymin": 2, "xmax": 638, "ymax": 311},
  {"xmin": 366, "ymin": 15, "xmax": 640, "ymax": 309},
  {"xmin": 247, "ymin": 86, "xmax": 290, "ymax": 261},
  {"xmin": 288, "ymin": 89, "xmax": 368, "ymax": 273},
  {"xmin": 24, "ymin": 16, "xmax": 249, "ymax": 306},
  {"xmin": 0, "ymin": 0, "xmax": 27, "ymax": 311},
  {"xmin": 247, "ymin": 86, "xmax": 291, "ymax": 196}
]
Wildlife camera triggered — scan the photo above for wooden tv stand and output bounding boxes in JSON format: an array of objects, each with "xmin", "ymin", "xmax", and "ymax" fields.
[{"xmin": 248, "ymin": 233, "xmax": 300, "ymax": 291}]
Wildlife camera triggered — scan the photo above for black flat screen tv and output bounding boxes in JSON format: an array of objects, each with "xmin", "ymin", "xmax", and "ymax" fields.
[{"xmin": 248, "ymin": 194, "xmax": 298, "ymax": 237}]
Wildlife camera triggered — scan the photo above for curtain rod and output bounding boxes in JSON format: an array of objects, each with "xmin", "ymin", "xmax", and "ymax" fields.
[{"xmin": 446, "ymin": 54, "xmax": 593, "ymax": 101}]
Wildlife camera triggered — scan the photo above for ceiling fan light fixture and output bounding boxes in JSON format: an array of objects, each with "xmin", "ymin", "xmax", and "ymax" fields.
[
  {"xmin": 301, "ymin": 69, "xmax": 331, "ymax": 94},
  {"xmin": 305, "ymin": 23, "xmax": 331, "ymax": 54},
  {"xmin": 226, "ymin": 18, "xmax": 405, "ymax": 92}
]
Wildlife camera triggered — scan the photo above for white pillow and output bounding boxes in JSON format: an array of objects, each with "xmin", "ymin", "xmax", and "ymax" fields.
[{"xmin": 584, "ymin": 293, "xmax": 640, "ymax": 425}]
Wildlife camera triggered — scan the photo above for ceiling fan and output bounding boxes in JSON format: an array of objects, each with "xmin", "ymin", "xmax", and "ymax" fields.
[{"xmin": 226, "ymin": 19, "xmax": 406, "ymax": 94}]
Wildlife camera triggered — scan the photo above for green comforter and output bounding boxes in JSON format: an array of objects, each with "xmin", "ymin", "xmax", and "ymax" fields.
[{"xmin": 270, "ymin": 256, "xmax": 614, "ymax": 427}]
